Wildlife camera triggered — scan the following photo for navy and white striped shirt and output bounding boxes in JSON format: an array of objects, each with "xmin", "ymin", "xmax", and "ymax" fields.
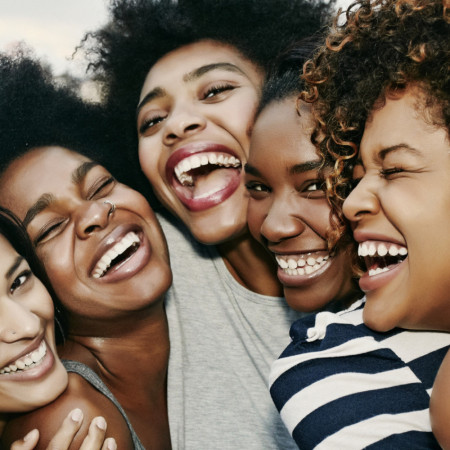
[{"xmin": 270, "ymin": 299, "xmax": 450, "ymax": 449}]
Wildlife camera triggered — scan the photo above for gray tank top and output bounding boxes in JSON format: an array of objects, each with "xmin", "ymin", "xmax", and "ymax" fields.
[{"xmin": 62, "ymin": 360, "xmax": 145, "ymax": 450}]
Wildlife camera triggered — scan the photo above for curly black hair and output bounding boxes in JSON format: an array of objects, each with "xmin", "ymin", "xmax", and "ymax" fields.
[
  {"xmin": 0, "ymin": 50, "xmax": 149, "ymax": 200},
  {"xmin": 301, "ymin": 0, "xmax": 450, "ymax": 246},
  {"xmin": 82, "ymin": 0, "xmax": 335, "ymax": 194}
]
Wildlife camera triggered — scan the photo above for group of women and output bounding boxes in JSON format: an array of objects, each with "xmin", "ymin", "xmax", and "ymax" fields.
[{"xmin": 0, "ymin": 0, "xmax": 448, "ymax": 449}]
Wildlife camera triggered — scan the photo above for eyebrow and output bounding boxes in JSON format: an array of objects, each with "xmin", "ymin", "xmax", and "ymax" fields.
[
  {"xmin": 23, "ymin": 161, "xmax": 99, "ymax": 228},
  {"xmin": 136, "ymin": 62, "xmax": 247, "ymax": 116},
  {"xmin": 244, "ymin": 163, "xmax": 261, "ymax": 177},
  {"xmin": 245, "ymin": 159, "xmax": 323, "ymax": 178},
  {"xmin": 378, "ymin": 143, "xmax": 422, "ymax": 160},
  {"xmin": 289, "ymin": 160, "xmax": 323, "ymax": 175},
  {"xmin": 5, "ymin": 255, "xmax": 24, "ymax": 279}
]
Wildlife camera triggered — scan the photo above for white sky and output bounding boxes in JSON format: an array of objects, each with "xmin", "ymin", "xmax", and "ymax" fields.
[{"xmin": 0, "ymin": 0, "xmax": 354, "ymax": 77}]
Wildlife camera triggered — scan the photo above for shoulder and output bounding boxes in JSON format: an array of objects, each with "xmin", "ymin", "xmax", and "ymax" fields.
[
  {"xmin": 2, "ymin": 371, "xmax": 135, "ymax": 450},
  {"xmin": 430, "ymin": 349, "xmax": 450, "ymax": 449}
]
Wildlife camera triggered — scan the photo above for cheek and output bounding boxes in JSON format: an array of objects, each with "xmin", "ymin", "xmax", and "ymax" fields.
[
  {"xmin": 246, "ymin": 199, "xmax": 266, "ymax": 242},
  {"xmin": 304, "ymin": 202, "xmax": 333, "ymax": 237},
  {"xmin": 138, "ymin": 140, "xmax": 163, "ymax": 181}
]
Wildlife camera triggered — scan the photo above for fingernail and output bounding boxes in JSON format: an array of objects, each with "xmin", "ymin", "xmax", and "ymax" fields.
[
  {"xmin": 23, "ymin": 429, "xmax": 38, "ymax": 442},
  {"xmin": 106, "ymin": 438, "xmax": 117, "ymax": 450},
  {"xmin": 70, "ymin": 408, "xmax": 83, "ymax": 423},
  {"xmin": 94, "ymin": 416, "xmax": 107, "ymax": 431}
]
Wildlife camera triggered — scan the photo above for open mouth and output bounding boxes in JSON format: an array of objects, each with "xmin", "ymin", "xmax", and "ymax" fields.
[
  {"xmin": 275, "ymin": 253, "xmax": 330, "ymax": 276},
  {"xmin": 358, "ymin": 241, "xmax": 408, "ymax": 276},
  {"xmin": 168, "ymin": 149, "xmax": 242, "ymax": 211},
  {"xmin": 92, "ymin": 231, "xmax": 140, "ymax": 279},
  {"xmin": 0, "ymin": 341, "xmax": 47, "ymax": 375}
]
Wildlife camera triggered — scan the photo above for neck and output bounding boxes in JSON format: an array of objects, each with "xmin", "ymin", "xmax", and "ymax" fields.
[
  {"xmin": 60, "ymin": 301, "xmax": 171, "ymax": 448},
  {"xmin": 60, "ymin": 301, "xmax": 169, "ymax": 394},
  {"xmin": 217, "ymin": 229, "xmax": 283, "ymax": 297}
]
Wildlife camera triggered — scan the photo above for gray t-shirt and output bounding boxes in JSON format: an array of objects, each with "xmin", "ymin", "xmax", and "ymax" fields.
[{"xmin": 159, "ymin": 212, "xmax": 305, "ymax": 450}]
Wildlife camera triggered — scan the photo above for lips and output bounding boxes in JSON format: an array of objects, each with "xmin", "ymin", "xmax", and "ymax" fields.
[
  {"xmin": 92, "ymin": 231, "xmax": 140, "ymax": 278},
  {"xmin": 274, "ymin": 250, "xmax": 333, "ymax": 286},
  {"xmin": 90, "ymin": 226, "xmax": 151, "ymax": 282},
  {"xmin": 357, "ymin": 240, "xmax": 408, "ymax": 291},
  {"xmin": 0, "ymin": 340, "xmax": 47, "ymax": 375},
  {"xmin": 166, "ymin": 143, "xmax": 243, "ymax": 212}
]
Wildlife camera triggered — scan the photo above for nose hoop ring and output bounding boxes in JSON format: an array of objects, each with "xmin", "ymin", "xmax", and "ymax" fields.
[{"xmin": 104, "ymin": 200, "xmax": 116, "ymax": 216}]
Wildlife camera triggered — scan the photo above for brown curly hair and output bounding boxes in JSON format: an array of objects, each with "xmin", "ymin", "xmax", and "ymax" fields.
[{"xmin": 301, "ymin": 0, "xmax": 450, "ymax": 250}]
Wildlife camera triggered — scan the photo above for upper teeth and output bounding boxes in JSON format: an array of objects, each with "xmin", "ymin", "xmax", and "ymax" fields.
[
  {"xmin": 0, "ymin": 340, "xmax": 47, "ymax": 375},
  {"xmin": 92, "ymin": 231, "xmax": 140, "ymax": 279},
  {"xmin": 358, "ymin": 241, "xmax": 408, "ymax": 257},
  {"xmin": 174, "ymin": 153, "xmax": 241, "ymax": 186},
  {"xmin": 275, "ymin": 254, "xmax": 329, "ymax": 276}
]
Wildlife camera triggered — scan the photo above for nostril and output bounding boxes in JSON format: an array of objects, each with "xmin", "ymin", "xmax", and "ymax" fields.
[
  {"xmin": 85, "ymin": 224, "xmax": 97, "ymax": 234},
  {"xmin": 185, "ymin": 123, "xmax": 199, "ymax": 132}
]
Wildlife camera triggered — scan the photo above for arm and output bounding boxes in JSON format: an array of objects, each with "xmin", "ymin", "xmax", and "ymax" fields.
[
  {"xmin": 430, "ymin": 349, "xmax": 450, "ymax": 450},
  {"xmin": 3, "ymin": 373, "xmax": 134, "ymax": 450}
]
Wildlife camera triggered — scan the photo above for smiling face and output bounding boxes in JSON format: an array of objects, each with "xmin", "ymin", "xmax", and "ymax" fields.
[
  {"xmin": 246, "ymin": 98, "xmax": 355, "ymax": 311},
  {"xmin": 137, "ymin": 40, "xmax": 264, "ymax": 244},
  {"xmin": 0, "ymin": 234, "xmax": 67, "ymax": 413},
  {"xmin": 343, "ymin": 87, "xmax": 450, "ymax": 331},
  {"xmin": 0, "ymin": 147, "xmax": 172, "ymax": 328}
]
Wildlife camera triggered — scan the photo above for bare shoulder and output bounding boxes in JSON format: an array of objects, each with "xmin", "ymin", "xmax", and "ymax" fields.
[
  {"xmin": 2, "ymin": 372, "xmax": 135, "ymax": 450},
  {"xmin": 430, "ymin": 349, "xmax": 450, "ymax": 449}
]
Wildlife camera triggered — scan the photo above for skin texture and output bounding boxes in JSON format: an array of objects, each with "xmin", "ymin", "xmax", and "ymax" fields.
[
  {"xmin": 137, "ymin": 39, "xmax": 282, "ymax": 296},
  {"xmin": 246, "ymin": 98, "xmax": 356, "ymax": 311},
  {"xmin": 0, "ymin": 147, "xmax": 172, "ymax": 449},
  {"xmin": 343, "ymin": 87, "xmax": 450, "ymax": 332},
  {"xmin": 0, "ymin": 234, "xmax": 68, "ymax": 414}
]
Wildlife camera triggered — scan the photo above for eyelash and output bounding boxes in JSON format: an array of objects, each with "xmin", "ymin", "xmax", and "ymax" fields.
[
  {"xmin": 88, "ymin": 176, "xmax": 116, "ymax": 200},
  {"xmin": 10, "ymin": 270, "xmax": 32, "ymax": 294},
  {"xmin": 245, "ymin": 182, "xmax": 270, "ymax": 194},
  {"xmin": 202, "ymin": 83, "xmax": 235, "ymax": 100},
  {"xmin": 139, "ymin": 114, "xmax": 166, "ymax": 135},
  {"xmin": 379, "ymin": 167, "xmax": 404, "ymax": 178}
]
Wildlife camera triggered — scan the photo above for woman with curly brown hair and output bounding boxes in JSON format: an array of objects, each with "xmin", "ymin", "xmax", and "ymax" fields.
[{"xmin": 269, "ymin": 0, "xmax": 450, "ymax": 448}]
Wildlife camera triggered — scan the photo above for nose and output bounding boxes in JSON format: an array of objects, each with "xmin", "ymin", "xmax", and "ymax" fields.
[
  {"xmin": 162, "ymin": 104, "xmax": 207, "ymax": 145},
  {"xmin": 0, "ymin": 298, "xmax": 40, "ymax": 343},
  {"xmin": 343, "ymin": 176, "xmax": 380, "ymax": 222},
  {"xmin": 260, "ymin": 195, "xmax": 306, "ymax": 244},
  {"xmin": 75, "ymin": 200, "xmax": 112, "ymax": 239}
]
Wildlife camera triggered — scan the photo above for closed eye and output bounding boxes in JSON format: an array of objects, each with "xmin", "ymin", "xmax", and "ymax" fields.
[
  {"xmin": 34, "ymin": 220, "xmax": 65, "ymax": 246},
  {"xmin": 202, "ymin": 83, "xmax": 235, "ymax": 101},
  {"xmin": 88, "ymin": 176, "xmax": 116, "ymax": 200}
]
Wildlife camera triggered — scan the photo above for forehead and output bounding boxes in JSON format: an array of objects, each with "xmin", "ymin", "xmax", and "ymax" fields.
[
  {"xmin": 141, "ymin": 40, "xmax": 262, "ymax": 94},
  {"xmin": 0, "ymin": 147, "xmax": 90, "ymax": 219},
  {"xmin": 250, "ymin": 99, "xmax": 317, "ymax": 163},
  {"xmin": 360, "ymin": 89, "xmax": 447, "ymax": 159},
  {"xmin": 0, "ymin": 234, "xmax": 17, "ymax": 270}
]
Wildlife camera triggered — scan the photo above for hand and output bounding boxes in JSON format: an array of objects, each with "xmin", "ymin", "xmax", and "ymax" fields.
[{"xmin": 10, "ymin": 408, "xmax": 116, "ymax": 450}]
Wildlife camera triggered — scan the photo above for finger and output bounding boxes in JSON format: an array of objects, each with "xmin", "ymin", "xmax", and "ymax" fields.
[
  {"xmin": 101, "ymin": 437, "xmax": 117, "ymax": 450},
  {"xmin": 78, "ymin": 416, "xmax": 108, "ymax": 450},
  {"xmin": 46, "ymin": 408, "xmax": 84, "ymax": 450},
  {"xmin": 10, "ymin": 429, "xmax": 40, "ymax": 450}
]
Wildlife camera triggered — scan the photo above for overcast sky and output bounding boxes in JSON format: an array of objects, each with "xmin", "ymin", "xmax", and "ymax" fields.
[{"xmin": 0, "ymin": 0, "xmax": 353, "ymax": 77}]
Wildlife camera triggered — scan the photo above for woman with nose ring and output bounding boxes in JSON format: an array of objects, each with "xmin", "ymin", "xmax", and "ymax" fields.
[{"xmin": 0, "ymin": 53, "xmax": 172, "ymax": 449}]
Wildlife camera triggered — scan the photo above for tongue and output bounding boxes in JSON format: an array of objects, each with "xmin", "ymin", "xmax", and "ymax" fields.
[{"xmin": 189, "ymin": 167, "xmax": 239, "ymax": 199}]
